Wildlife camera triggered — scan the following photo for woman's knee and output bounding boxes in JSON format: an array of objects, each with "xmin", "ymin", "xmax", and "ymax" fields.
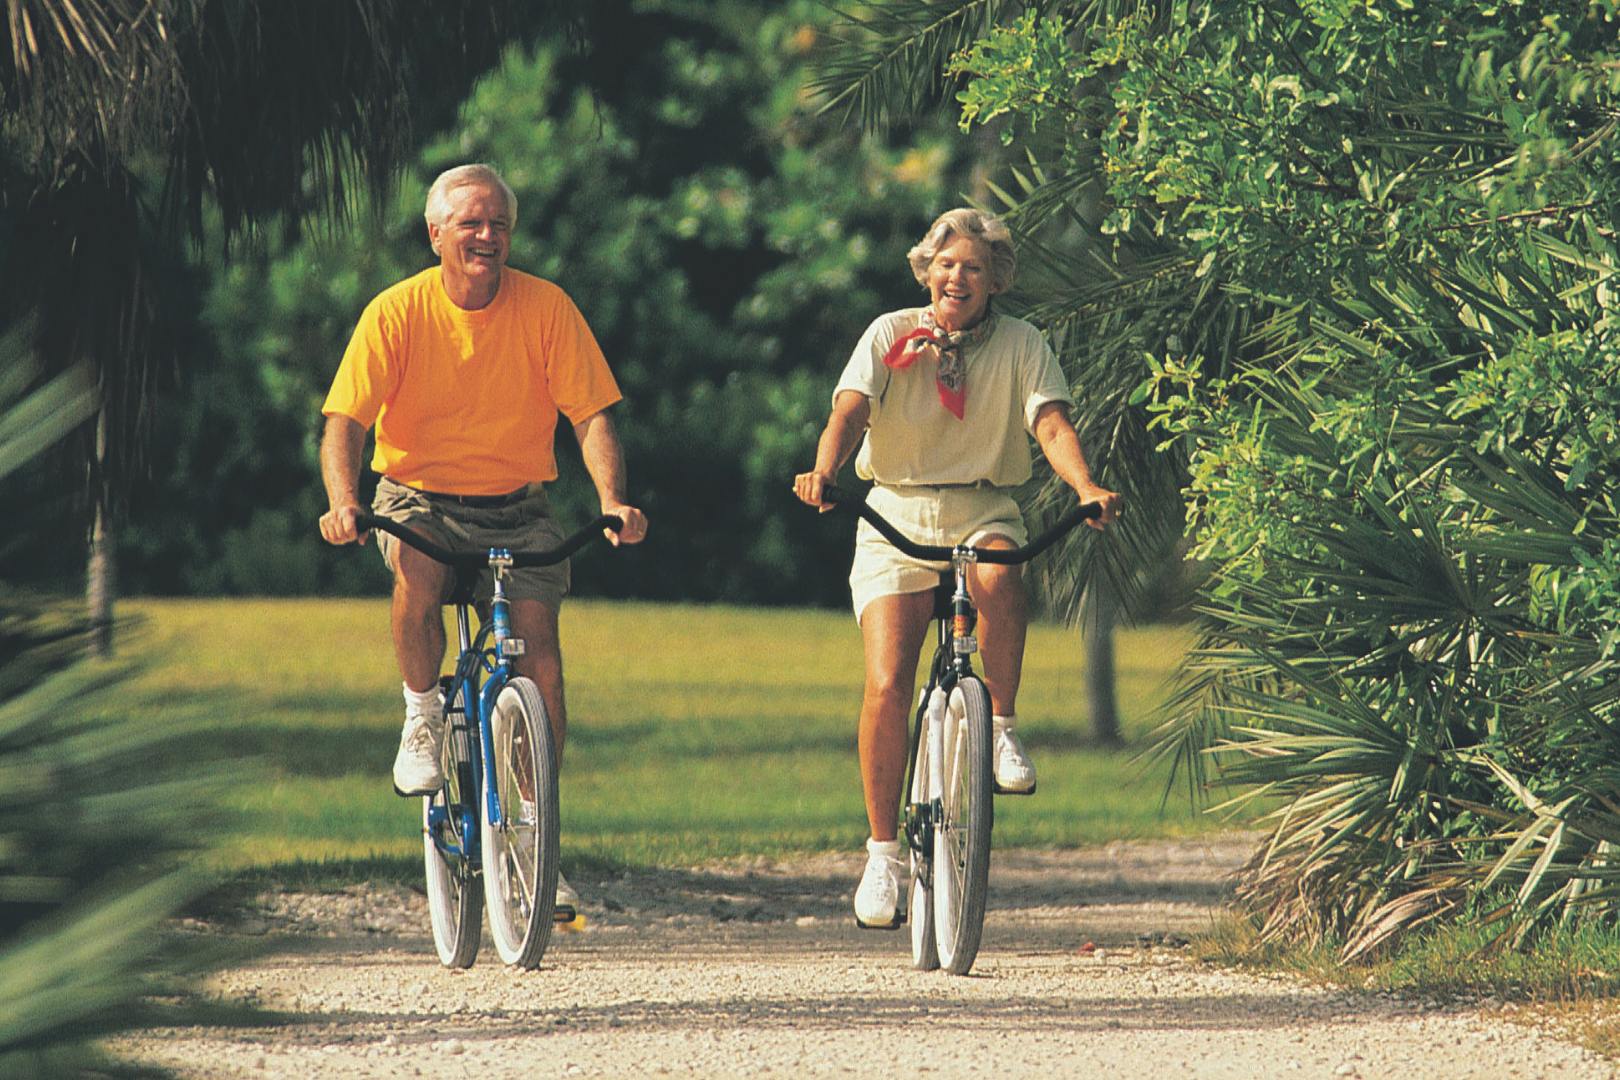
[
  {"xmin": 863, "ymin": 667, "xmax": 916, "ymax": 713},
  {"xmin": 972, "ymin": 564, "xmax": 1026, "ymax": 615}
]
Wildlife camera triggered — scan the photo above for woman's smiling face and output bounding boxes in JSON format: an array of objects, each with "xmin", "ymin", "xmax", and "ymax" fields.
[{"xmin": 926, "ymin": 233, "xmax": 999, "ymax": 331}]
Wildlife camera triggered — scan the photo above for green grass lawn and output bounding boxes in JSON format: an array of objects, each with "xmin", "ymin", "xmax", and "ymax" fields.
[{"xmin": 96, "ymin": 598, "xmax": 1217, "ymax": 879}]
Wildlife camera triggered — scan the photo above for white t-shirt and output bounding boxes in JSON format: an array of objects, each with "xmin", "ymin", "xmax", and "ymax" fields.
[{"xmin": 833, "ymin": 308, "xmax": 1073, "ymax": 487}]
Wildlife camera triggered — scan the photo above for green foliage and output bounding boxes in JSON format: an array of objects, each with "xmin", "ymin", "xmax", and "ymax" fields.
[
  {"xmin": 1200, "ymin": 911, "xmax": 1620, "ymax": 1020},
  {"xmin": 101, "ymin": 0, "xmax": 977, "ymax": 604},
  {"xmin": 869, "ymin": 0, "xmax": 1620, "ymax": 952},
  {"xmin": 0, "ymin": 607, "xmax": 227, "ymax": 1076}
]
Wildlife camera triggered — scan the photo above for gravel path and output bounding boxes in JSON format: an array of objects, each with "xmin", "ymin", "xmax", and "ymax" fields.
[{"xmin": 109, "ymin": 837, "xmax": 1615, "ymax": 1078}]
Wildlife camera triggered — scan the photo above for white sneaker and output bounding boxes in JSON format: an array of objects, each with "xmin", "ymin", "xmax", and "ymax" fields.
[
  {"xmin": 853, "ymin": 838, "xmax": 905, "ymax": 929},
  {"xmin": 555, "ymin": 871, "xmax": 580, "ymax": 921},
  {"xmin": 391, "ymin": 710, "xmax": 444, "ymax": 796},
  {"xmin": 993, "ymin": 716, "xmax": 1036, "ymax": 795}
]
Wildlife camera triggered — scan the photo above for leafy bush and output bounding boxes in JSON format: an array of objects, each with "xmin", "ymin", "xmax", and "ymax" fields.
[{"xmin": 914, "ymin": 0, "xmax": 1620, "ymax": 952}]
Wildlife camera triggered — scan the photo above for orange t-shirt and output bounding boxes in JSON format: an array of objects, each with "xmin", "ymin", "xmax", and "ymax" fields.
[{"xmin": 322, "ymin": 267, "xmax": 622, "ymax": 494}]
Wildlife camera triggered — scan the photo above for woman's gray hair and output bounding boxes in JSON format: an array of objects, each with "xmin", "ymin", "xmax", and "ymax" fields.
[
  {"xmin": 424, "ymin": 163, "xmax": 518, "ymax": 228},
  {"xmin": 907, "ymin": 208, "xmax": 1016, "ymax": 291}
]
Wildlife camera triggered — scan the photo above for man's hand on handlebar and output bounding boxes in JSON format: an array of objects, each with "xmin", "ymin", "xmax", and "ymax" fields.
[
  {"xmin": 603, "ymin": 502, "xmax": 647, "ymax": 546},
  {"xmin": 792, "ymin": 470, "xmax": 838, "ymax": 512},
  {"xmin": 319, "ymin": 502, "xmax": 370, "ymax": 545}
]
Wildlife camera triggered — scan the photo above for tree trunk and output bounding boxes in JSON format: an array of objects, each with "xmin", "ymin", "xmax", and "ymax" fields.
[
  {"xmin": 1084, "ymin": 582, "xmax": 1121, "ymax": 747},
  {"xmin": 87, "ymin": 409, "xmax": 116, "ymax": 659}
]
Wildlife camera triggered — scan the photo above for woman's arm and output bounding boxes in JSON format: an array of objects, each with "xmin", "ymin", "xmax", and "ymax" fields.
[
  {"xmin": 793, "ymin": 390, "xmax": 871, "ymax": 508},
  {"xmin": 1033, "ymin": 401, "xmax": 1122, "ymax": 527}
]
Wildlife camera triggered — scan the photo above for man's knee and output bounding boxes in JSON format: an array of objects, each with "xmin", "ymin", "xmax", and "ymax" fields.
[
  {"xmin": 393, "ymin": 548, "xmax": 450, "ymax": 609},
  {"xmin": 510, "ymin": 600, "xmax": 562, "ymax": 672}
]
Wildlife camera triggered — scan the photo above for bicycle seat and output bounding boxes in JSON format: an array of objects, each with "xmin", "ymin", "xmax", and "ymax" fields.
[{"xmin": 446, "ymin": 566, "xmax": 481, "ymax": 608}]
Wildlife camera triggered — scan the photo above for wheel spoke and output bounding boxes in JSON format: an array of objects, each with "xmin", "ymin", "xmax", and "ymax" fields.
[
  {"xmin": 422, "ymin": 683, "xmax": 482, "ymax": 968},
  {"xmin": 933, "ymin": 679, "xmax": 992, "ymax": 974},
  {"xmin": 481, "ymin": 678, "xmax": 558, "ymax": 968}
]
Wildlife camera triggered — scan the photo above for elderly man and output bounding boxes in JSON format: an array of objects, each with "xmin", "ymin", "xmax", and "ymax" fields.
[{"xmin": 318, "ymin": 163, "xmax": 646, "ymax": 916}]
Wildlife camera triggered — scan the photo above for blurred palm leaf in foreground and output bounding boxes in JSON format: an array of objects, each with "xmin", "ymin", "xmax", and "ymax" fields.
[
  {"xmin": 0, "ymin": 237, "xmax": 226, "ymax": 1077},
  {"xmin": 0, "ymin": 633, "xmax": 226, "ymax": 1076}
]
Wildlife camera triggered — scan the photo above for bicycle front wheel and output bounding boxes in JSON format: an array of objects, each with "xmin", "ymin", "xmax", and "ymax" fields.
[
  {"xmin": 481, "ymin": 676, "xmax": 560, "ymax": 968},
  {"xmin": 908, "ymin": 688, "xmax": 939, "ymax": 971},
  {"xmin": 933, "ymin": 676, "xmax": 993, "ymax": 975},
  {"xmin": 423, "ymin": 677, "xmax": 481, "ymax": 969}
]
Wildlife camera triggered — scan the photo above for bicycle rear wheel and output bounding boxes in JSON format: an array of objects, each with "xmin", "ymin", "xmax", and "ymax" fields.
[
  {"xmin": 933, "ymin": 676, "xmax": 993, "ymax": 975},
  {"xmin": 908, "ymin": 688, "xmax": 940, "ymax": 971},
  {"xmin": 423, "ymin": 677, "xmax": 481, "ymax": 969},
  {"xmin": 481, "ymin": 676, "xmax": 560, "ymax": 968}
]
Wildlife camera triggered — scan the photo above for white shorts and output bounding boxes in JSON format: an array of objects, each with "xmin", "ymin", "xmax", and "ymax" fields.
[{"xmin": 848, "ymin": 484, "xmax": 1027, "ymax": 624}]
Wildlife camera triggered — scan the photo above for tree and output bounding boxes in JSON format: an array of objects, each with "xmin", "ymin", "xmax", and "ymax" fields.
[
  {"xmin": 829, "ymin": 0, "xmax": 1620, "ymax": 951},
  {"xmin": 0, "ymin": 2, "xmax": 597, "ymax": 1067},
  {"xmin": 77, "ymin": 1, "xmax": 981, "ymax": 607},
  {"xmin": 2, "ymin": 1, "xmax": 596, "ymax": 633}
]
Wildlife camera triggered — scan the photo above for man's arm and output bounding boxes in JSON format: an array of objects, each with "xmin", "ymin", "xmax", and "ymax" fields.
[
  {"xmin": 793, "ymin": 390, "xmax": 870, "ymax": 509},
  {"xmin": 318, "ymin": 415, "xmax": 370, "ymax": 544},
  {"xmin": 572, "ymin": 409, "xmax": 647, "ymax": 545},
  {"xmin": 1033, "ymin": 402, "xmax": 1122, "ymax": 528}
]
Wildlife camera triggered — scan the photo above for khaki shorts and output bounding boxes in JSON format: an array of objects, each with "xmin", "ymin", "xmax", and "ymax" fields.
[
  {"xmin": 372, "ymin": 476, "xmax": 570, "ymax": 608},
  {"xmin": 849, "ymin": 484, "xmax": 1027, "ymax": 624}
]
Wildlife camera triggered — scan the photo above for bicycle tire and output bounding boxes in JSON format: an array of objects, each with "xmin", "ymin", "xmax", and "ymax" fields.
[
  {"xmin": 933, "ymin": 676, "xmax": 993, "ymax": 975},
  {"xmin": 423, "ymin": 678, "xmax": 481, "ymax": 969},
  {"xmin": 481, "ymin": 676, "xmax": 560, "ymax": 968},
  {"xmin": 908, "ymin": 688, "xmax": 940, "ymax": 971}
]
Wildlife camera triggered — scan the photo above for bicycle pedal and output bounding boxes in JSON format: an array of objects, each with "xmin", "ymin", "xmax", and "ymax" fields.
[
  {"xmin": 557, "ymin": 912, "xmax": 587, "ymax": 932},
  {"xmin": 993, "ymin": 781, "xmax": 1037, "ymax": 796},
  {"xmin": 393, "ymin": 782, "xmax": 439, "ymax": 798},
  {"xmin": 854, "ymin": 912, "xmax": 906, "ymax": 930}
]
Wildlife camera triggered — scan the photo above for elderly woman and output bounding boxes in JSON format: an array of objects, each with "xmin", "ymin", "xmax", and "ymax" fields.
[{"xmin": 794, "ymin": 208, "xmax": 1121, "ymax": 928}]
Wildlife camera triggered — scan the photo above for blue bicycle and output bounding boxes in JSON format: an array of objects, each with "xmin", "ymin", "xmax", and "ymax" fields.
[{"xmin": 357, "ymin": 510, "xmax": 620, "ymax": 969}]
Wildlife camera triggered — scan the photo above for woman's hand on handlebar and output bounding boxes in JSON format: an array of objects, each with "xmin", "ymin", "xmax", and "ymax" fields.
[
  {"xmin": 792, "ymin": 470, "xmax": 839, "ymax": 512},
  {"xmin": 1074, "ymin": 481, "xmax": 1122, "ymax": 530},
  {"xmin": 319, "ymin": 502, "xmax": 370, "ymax": 545}
]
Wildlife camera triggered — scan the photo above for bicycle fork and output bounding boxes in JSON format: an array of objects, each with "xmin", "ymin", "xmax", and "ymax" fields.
[
  {"xmin": 906, "ymin": 554, "xmax": 979, "ymax": 870},
  {"xmin": 480, "ymin": 554, "xmax": 529, "ymax": 831}
]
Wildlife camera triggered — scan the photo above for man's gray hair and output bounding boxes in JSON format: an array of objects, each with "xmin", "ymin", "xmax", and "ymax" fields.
[
  {"xmin": 906, "ymin": 208, "xmax": 1017, "ymax": 292},
  {"xmin": 424, "ymin": 163, "xmax": 518, "ymax": 228}
]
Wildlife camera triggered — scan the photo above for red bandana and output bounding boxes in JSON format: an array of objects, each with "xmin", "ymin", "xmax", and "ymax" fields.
[{"xmin": 880, "ymin": 310, "xmax": 997, "ymax": 420}]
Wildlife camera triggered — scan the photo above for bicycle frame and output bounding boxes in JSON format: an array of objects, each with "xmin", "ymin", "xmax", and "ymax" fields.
[
  {"xmin": 815, "ymin": 483, "xmax": 1100, "ymax": 860},
  {"xmin": 903, "ymin": 549, "xmax": 979, "ymax": 859},
  {"xmin": 432, "ymin": 562, "xmax": 522, "ymax": 867},
  {"xmin": 356, "ymin": 512, "xmax": 620, "ymax": 871}
]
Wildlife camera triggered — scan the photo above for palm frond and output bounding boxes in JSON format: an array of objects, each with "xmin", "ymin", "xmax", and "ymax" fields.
[{"xmin": 811, "ymin": 0, "xmax": 1015, "ymax": 130}]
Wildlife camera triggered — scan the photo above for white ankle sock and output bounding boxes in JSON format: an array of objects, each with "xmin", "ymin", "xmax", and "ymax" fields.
[
  {"xmin": 994, "ymin": 713, "xmax": 1017, "ymax": 731},
  {"xmin": 866, "ymin": 837, "xmax": 902, "ymax": 859},
  {"xmin": 403, "ymin": 682, "xmax": 442, "ymax": 718}
]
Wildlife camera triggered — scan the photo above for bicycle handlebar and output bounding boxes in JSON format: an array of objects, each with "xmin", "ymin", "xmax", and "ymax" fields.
[
  {"xmin": 817, "ymin": 483, "xmax": 1097, "ymax": 564},
  {"xmin": 355, "ymin": 511, "xmax": 622, "ymax": 570}
]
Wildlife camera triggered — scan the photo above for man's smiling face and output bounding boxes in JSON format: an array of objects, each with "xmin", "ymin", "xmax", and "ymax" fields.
[{"xmin": 429, "ymin": 181, "xmax": 512, "ymax": 299}]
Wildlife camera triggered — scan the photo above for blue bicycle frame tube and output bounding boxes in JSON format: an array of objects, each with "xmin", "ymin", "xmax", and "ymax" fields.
[{"xmin": 478, "ymin": 560, "xmax": 519, "ymax": 830}]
